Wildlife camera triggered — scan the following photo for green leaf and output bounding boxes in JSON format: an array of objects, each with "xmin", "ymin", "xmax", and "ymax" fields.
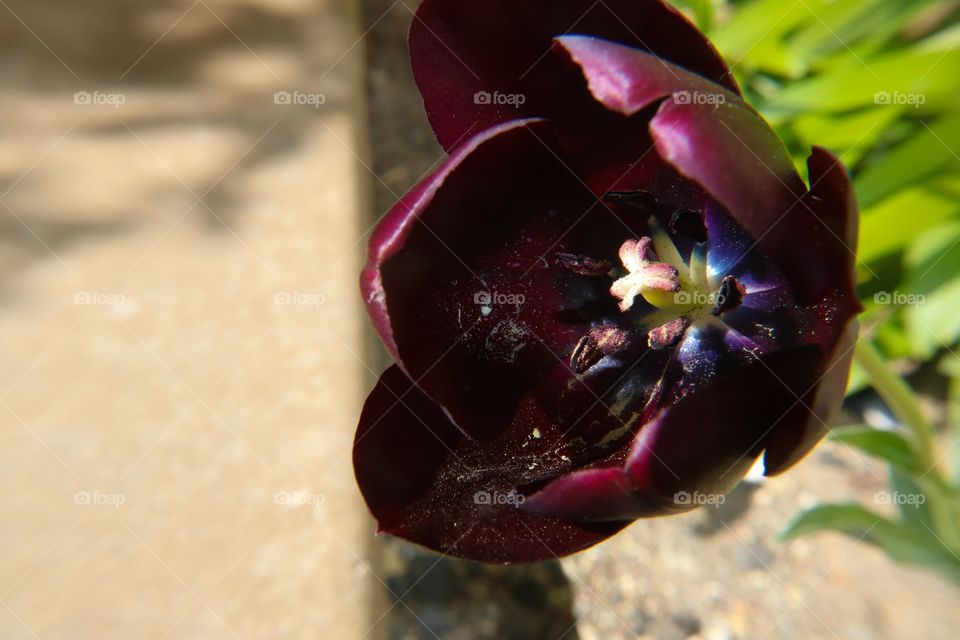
[
  {"xmin": 783, "ymin": 0, "xmax": 889, "ymax": 70},
  {"xmin": 902, "ymin": 223, "xmax": 960, "ymax": 357},
  {"xmin": 945, "ymin": 363, "xmax": 960, "ymax": 483},
  {"xmin": 768, "ymin": 48, "xmax": 960, "ymax": 114},
  {"xmin": 829, "ymin": 426, "xmax": 920, "ymax": 471},
  {"xmin": 782, "ymin": 503, "xmax": 884, "ymax": 539},
  {"xmin": 783, "ymin": 503, "xmax": 960, "ymax": 585},
  {"xmin": 790, "ymin": 107, "xmax": 903, "ymax": 168},
  {"xmin": 889, "ymin": 466, "xmax": 935, "ymax": 529},
  {"xmin": 856, "ymin": 113, "xmax": 960, "ymax": 208},
  {"xmin": 904, "ymin": 280, "xmax": 960, "ymax": 358},
  {"xmin": 873, "ymin": 312, "xmax": 915, "ymax": 360},
  {"xmin": 671, "ymin": 0, "xmax": 717, "ymax": 32},
  {"xmin": 858, "ymin": 187, "xmax": 960, "ymax": 264},
  {"xmin": 712, "ymin": 0, "xmax": 817, "ymax": 62},
  {"xmin": 792, "ymin": 0, "xmax": 941, "ymax": 67},
  {"xmin": 904, "ymin": 220, "xmax": 960, "ymax": 294},
  {"xmin": 916, "ymin": 21, "xmax": 960, "ymax": 53}
]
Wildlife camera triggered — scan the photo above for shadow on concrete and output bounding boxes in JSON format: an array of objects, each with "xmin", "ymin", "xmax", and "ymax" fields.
[{"xmin": 0, "ymin": 0, "xmax": 353, "ymax": 284}]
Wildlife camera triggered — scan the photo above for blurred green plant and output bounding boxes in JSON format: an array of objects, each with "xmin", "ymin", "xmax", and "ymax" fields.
[{"xmin": 671, "ymin": 0, "xmax": 960, "ymax": 585}]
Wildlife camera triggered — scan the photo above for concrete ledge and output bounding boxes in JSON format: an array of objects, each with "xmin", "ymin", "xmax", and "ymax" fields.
[{"xmin": 0, "ymin": 1, "xmax": 375, "ymax": 637}]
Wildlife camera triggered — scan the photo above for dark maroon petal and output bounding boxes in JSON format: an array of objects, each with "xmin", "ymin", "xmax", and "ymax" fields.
[
  {"xmin": 354, "ymin": 365, "xmax": 465, "ymax": 526},
  {"xmin": 801, "ymin": 146, "xmax": 862, "ymax": 305},
  {"xmin": 567, "ymin": 114, "xmax": 712, "ymax": 206},
  {"xmin": 555, "ymin": 35, "xmax": 738, "ymax": 117},
  {"xmin": 516, "ymin": 337, "xmax": 672, "ymax": 463},
  {"xmin": 354, "ymin": 365, "xmax": 629, "ymax": 563},
  {"xmin": 363, "ymin": 118, "xmax": 543, "ymax": 364},
  {"xmin": 649, "ymin": 97, "xmax": 837, "ymax": 304},
  {"xmin": 521, "ymin": 417, "xmax": 677, "ymax": 521},
  {"xmin": 627, "ymin": 345, "xmax": 823, "ymax": 503},
  {"xmin": 762, "ymin": 318, "xmax": 860, "ymax": 475},
  {"xmin": 410, "ymin": 0, "xmax": 738, "ymax": 151},
  {"xmin": 806, "ymin": 146, "xmax": 859, "ymax": 249},
  {"xmin": 551, "ymin": 37, "xmax": 737, "ymax": 202},
  {"xmin": 523, "ymin": 346, "xmax": 823, "ymax": 522},
  {"xmin": 365, "ymin": 118, "xmax": 655, "ymax": 440}
]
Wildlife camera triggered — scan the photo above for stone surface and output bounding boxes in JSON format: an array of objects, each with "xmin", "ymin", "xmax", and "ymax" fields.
[
  {"xmin": 0, "ymin": 1, "xmax": 376, "ymax": 638},
  {"xmin": 563, "ymin": 441, "xmax": 960, "ymax": 640}
]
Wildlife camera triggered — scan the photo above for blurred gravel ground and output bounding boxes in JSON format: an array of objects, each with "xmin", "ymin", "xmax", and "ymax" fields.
[{"xmin": 564, "ymin": 441, "xmax": 960, "ymax": 640}]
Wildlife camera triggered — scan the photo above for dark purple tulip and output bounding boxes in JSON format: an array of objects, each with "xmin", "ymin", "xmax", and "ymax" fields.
[{"xmin": 354, "ymin": 0, "xmax": 861, "ymax": 563}]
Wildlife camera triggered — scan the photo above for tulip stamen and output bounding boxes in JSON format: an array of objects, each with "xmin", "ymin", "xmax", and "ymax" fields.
[
  {"xmin": 569, "ymin": 325, "xmax": 628, "ymax": 374},
  {"xmin": 603, "ymin": 190, "xmax": 658, "ymax": 213},
  {"xmin": 648, "ymin": 317, "xmax": 690, "ymax": 350},
  {"xmin": 711, "ymin": 275, "xmax": 745, "ymax": 316},
  {"xmin": 555, "ymin": 252, "xmax": 613, "ymax": 277}
]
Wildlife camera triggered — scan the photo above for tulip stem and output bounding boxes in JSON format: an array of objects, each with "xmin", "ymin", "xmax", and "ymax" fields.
[
  {"xmin": 854, "ymin": 340, "xmax": 938, "ymax": 470},
  {"xmin": 854, "ymin": 340, "xmax": 960, "ymax": 552}
]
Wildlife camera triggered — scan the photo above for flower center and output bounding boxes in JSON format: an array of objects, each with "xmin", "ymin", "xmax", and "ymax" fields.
[
  {"xmin": 556, "ymin": 196, "xmax": 749, "ymax": 358},
  {"xmin": 608, "ymin": 216, "xmax": 743, "ymax": 350}
]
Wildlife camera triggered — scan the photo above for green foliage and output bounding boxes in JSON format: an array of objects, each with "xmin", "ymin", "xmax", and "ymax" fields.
[
  {"xmin": 697, "ymin": 0, "xmax": 960, "ymax": 362},
  {"xmin": 670, "ymin": 0, "xmax": 960, "ymax": 587},
  {"xmin": 782, "ymin": 503, "xmax": 960, "ymax": 585},
  {"xmin": 828, "ymin": 425, "xmax": 922, "ymax": 472}
]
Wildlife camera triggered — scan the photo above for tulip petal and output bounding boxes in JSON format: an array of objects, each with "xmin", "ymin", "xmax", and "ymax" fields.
[
  {"xmin": 762, "ymin": 318, "xmax": 859, "ymax": 475},
  {"xmin": 806, "ymin": 146, "xmax": 859, "ymax": 250},
  {"xmin": 524, "ymin": 346, "xmax": 822, "ymax": 521},
  {"xmin": 364, "ymin": 118, "xmax": 652, "ymax": 440},
  {"xmin": 649, "ymin": 97, "xmax": 846, "ymax": 305},
  {"xmin": 551, "ymin": 37, "xmax": 734, "ymax": 203},
  {"xmin": 801, "ymin": 146, "xmax": 861, "ymax": 304},
  {"xmin": 520, "ymin": 418, "xmax": 677, "ymax": 521},
  {"xmin": 362, "ymin": 118, "xmax": 544, "ymax": 366},
  {"xmin": 629, "ymin": 344, "xmax": 823, "ymax": 501},
  {"xmin": 410, "ymin": 0, "xmax": 738, "ymax": 151},
  {"xmin": 555, "ymin": 35, "xmax": 738, "ymax": 117},
  {"xmin": 354, "ymin": 365, "xmax": 629, "ymax": 563}
]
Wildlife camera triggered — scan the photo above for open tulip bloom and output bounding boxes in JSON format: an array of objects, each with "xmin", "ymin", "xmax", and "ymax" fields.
[{"xmin": 354, "ymin": 0, "xmax": 861, "ymax": 563}]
